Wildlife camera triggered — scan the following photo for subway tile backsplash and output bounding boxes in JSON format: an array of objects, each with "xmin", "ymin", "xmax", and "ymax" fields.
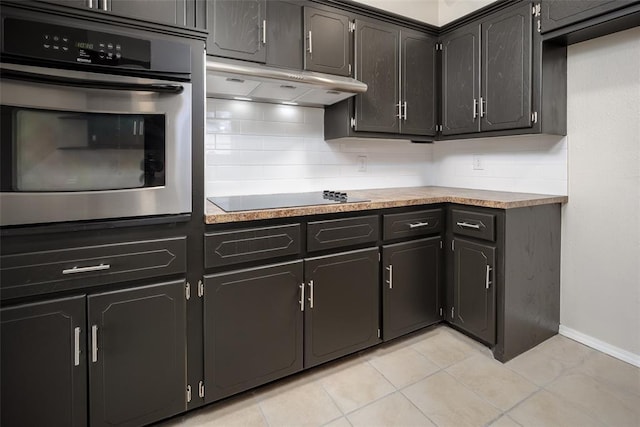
[
  {"xmin": 205, "ymin": 99, "xmax": 567, "ymax": 198},
  {"xmin": 205, "ymin": 99, "xmax": 433, "ymax": 197}
]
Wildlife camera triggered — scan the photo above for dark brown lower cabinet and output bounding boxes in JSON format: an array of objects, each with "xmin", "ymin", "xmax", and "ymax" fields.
[
  {"xmin": 452, "ymin": 238, "xmax": 496, "ymax": 345},
  {"xmin": 203, "ymin": 261, "xmax": 304, "ymax": 402},
  {"xmin": 88, "ymin": 280, "xmax": 187, "ymax": 427},
  {"xmin": 1, "ymin": 295, "xmax": 87, "ymax": 427},
  {"xmin": 382, "ymin": 237, "xmax": 442, "ymax": 341},
  {"xmin": 304, "ymin": 248, "xmax": 380, "ymax": 368}
]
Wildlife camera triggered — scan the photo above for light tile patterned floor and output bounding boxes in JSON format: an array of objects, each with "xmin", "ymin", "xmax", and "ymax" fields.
[{"xmin": 157, "ymin": 325, "xmax": 640, "ymax": 427}]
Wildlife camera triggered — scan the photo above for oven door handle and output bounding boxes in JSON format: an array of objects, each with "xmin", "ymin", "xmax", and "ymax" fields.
[{"xmin": 0, "ymin": 69, "xmax": 185, "ymax": 94}]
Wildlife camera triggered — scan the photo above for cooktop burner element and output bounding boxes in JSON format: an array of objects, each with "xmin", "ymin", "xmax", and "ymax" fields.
[{"xmin": 208, "ymin": 191, "xmax": 369, "ymax": 212}]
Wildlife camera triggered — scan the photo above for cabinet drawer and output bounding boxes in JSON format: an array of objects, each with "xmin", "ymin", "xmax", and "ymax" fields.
[
  {"xmin": 383, "ymin": 209, "xmax": 443, "ymax": 241},
  {"xmin": 451, "ymin": 209, "xmax": 496, "ymax": 242},
  {"xmin": 0, "ymin": 237, "xmax": 187, "ymax": 300},
  {"xmin": 205, "ymin": 224, "xmax": 301, "ymax": 269},
  {"xmin": 307, "ymin": 215, "xmax": 379, "ymax": 252}
]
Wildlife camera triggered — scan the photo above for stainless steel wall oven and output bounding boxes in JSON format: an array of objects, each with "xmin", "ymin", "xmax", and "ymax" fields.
[{"xmin": 0, "ymin": 8, "xmax": 192, "ymax": 226}]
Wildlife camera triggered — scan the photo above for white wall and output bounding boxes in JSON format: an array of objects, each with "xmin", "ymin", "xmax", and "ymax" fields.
[
  {"xmin": 438, "ymin": 0, "xmax": 495, "ymax": 25},
  {"xmin": 431, "ymin": 135, "xmax": 568, "ymax": 195},
  {"xmin": 352, "ymin": 0, "xmax": 440, "ymax": 25},
  {"xmin": 205, "ymin": 99, "xmax": 434, "ymax": 197},
  {"xmin": 354, "ymin": 0, "xmax": 495, "ymax": 26},
  {"xmin": 560, "ymin": 27, "xmax": 640, "ymax": 363}
]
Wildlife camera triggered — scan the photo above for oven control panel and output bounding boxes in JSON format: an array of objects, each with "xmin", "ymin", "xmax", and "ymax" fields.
[{"xmin": 2, "ymin": 18, "xmax": 150, "ymax": 69}]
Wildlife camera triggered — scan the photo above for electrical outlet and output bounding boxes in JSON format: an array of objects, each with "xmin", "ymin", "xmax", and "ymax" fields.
[
  {"xmin": 472, "ymin": 155, "xmax": 484, "ymax": 170},
  {"xmin": 358, "ymin": 155, "xmax": 367, "ymax": 172}
]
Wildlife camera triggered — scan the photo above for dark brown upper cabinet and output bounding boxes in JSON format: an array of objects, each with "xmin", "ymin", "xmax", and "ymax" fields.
[
  {"xmin": 539, "ymin": 0, "xmax": 630, "ymax": 33},
  {"xmin": 355, "ymin": 19, "xmax": 437, "ymax": 136},
  {"xmin": 325, "ymin": 19, "xmax": 437, "ymax": 140},
  {"xmin": 401, "ymin": 30, "xmax": 438, "ymax": 136},
  {"xmin": 206, "ymin": 0, "xmax": 267, "ymax": 63},
  {"xmin": 354, "ymin": 19, "xmax": 400, "ymax": 134},
  {"xmin": 205, "ymin": 0, "xmax": 303, "ymax": 68},
  {"xmin": 36, "ymin": 0, "xmax": 188, "ymax": 26},
  {"xmin": 303, "ymin": 5, "xmax": 353, "ymax": 76},
  {"xmin": 441, "ymin": 2, "xmax": 532, "ymax": 136}
]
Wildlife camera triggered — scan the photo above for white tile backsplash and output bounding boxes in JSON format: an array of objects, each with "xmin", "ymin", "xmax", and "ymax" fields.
[
  {"xmin": 205, "ymin": 99, "xmax": 433, "ymax": 197},
  {"xmin": 431, "ymin": 135, "xmax": 568, "ymax": 195},
  {"xmin": 205, "ymin": 98, "xmax": 568, "ymax": 197}
]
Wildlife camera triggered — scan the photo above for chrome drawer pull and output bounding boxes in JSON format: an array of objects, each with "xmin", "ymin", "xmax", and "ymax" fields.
[
  {"xmin": 299, "ymin": 283, "xmax": 305, "ymax": 312},
  {"xmin": 63, "ymin": 264, "xmax": 110, "ymax": 275},
  {"xmin": 74, "ymin": 327, "xmax": 81, "ymax": 366},
  {"xmin": 91, "ymin": 325, "xmax": 98, "ymax": 363},
  {"xmin": 408, "ymin": 221, "xmax": 429, "ymax": 229},
  {"xmin": 456, "ymin": 221, "xmax": 481, "ymax": 230},
  {"xmin": 485, "ymin": 265, "xmax": 492, "ymax": 289},
  {"xmin": 386, "ymin": 265, "xmax": 393, "ymax": 289},
  {"xmin": 308, "ymin": 280, "xmax": 314, "ymax": 309}
]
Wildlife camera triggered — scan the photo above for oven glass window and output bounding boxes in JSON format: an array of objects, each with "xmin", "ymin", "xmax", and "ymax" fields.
[{"xmin": 8, "ymin": 107, "xmax": 165, "ymax": 192}]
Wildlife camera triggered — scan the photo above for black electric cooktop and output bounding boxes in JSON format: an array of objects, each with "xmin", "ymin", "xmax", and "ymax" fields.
[{"xmin": 208, "ymin": 191, "xmax": 369, "ymax": 212}]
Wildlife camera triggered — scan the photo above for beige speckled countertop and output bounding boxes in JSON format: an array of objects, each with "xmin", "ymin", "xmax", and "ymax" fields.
[{"xmin": 205, "ymin": 186, "xmax": 568, "ymax": 224}]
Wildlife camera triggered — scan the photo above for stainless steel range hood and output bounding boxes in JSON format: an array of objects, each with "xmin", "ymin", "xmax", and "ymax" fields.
[{"xmin": 206, "ymin": 58, "xmax": 367, "ymax": 107}]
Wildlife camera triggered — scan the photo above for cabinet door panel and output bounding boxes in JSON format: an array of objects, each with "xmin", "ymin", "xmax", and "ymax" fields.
[
  {"xmin": 88, "ymin": 280, "xmax": 186, "ymax": 427},
  {"xmin": 304, "ymin": 248, "xmax": 380, "ymax": 368},
  {"xmin": 540, "ymin": 0, "xmax": 625, "ymax": 33},
  {"xmin": 204, "ymin": 261, "xmax": 304, "ymax": 402},
  {"xmin": 266, "ymin": 0, "xmax": 303, "ymax": 69},
  {"xmin": 453, "ymin": 239, "xmax": 496, "ymax": 344},
  {"xmin": 1, "ymin": 296, "xmax": 87, "ymax": 427},
  {"xmin": 481, "ymin": 4, "xmax": 532, "ymax": 131},
  {"xmin": 207, "ymin": 0, "xmax": 266, "ymax": 63},
  {"xmin": 401, "ymin": 30, "xmax": 437, "ymax": 136},
  {"xmin": 304, "ymin": 7, "xmax": 351, "ymax": 76},
  {"xmin": 441, "ymin": 25, "xmax": 481, "ymax": 135},
  {"xmin": 382, "ymin": 237, "xmax": 441, "ymax": 341},
  {"xmin": 355, "ymin": 19, "xmax": 399, "ymax": 133},
  {"xmin": 110, "ymin": 0, "xmax": 187, "ymax": 26}
]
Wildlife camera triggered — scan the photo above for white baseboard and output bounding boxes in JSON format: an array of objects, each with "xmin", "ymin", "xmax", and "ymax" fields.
[{"xmin": 559, "ymin": 325, "xmax": 640, "ymax": 368}]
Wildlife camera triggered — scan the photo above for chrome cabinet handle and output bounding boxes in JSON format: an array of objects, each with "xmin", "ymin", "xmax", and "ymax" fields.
[
  {"xmin": 485, "ymin": 265, "xmax": 492, "ymax": 289},
  {"xmin": 408, "ymin": 221, "xmax": 429, "ymax": 229},
  {"xmin": 133, "ymin": 120, "xmax": 137, "ymax": 135},
  {"xmin": 480, "ymin": 97, "xmax": 486, "ymax": 117},
  {"xmin": 74, "ymin": 327, "xmax": 81, "ymax": 366},
  {"xmin": 91, "ymin": 325, "xmax": 98, "ymax": 363},
  {"xmin": 307, "ymin": 31, "xmax": 313, "ymax": 54},
  {"xmin": 473, "ymin": 98, "xmax": 478, "ymax": 119},
  {"xmin": 63, "ymin": 264, "xmax": 110, "ymax": 275},
  {"xmin": 397, "ymin": 102, "xmax": 402, "ymax": 118},
  {"xmin": 403, "ymin": 101, "xmax": 407, "ymax": 120},
  {"xmin": 101, "ymin": 0, "xmax": 108, "ymax": 11},
  {"xmin": 87, "ymin": 0, "xmax": 94, "ymax": 8},
  {"xmin": 262, "ymin": 20, "xmax": 267, "ymax": 44},
  {"xmin": 456, "ymin": 221, "xmax": 481, "ymax": 230},
  {"xmin": 299, "ymin": 283, "xmax": 305, "ymax": 312},
  {"xmin": 386, "ymin": 265, "xmax": 393, "ymax": 289},
  {"xmin": 308, "ymin": 280, "xmax": 314, "ymax": 309}
]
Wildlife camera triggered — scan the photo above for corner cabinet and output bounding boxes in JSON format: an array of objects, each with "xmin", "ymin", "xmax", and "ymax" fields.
[
  {"xmin": 446, "ymin": 204, "xmax": 561, "ymax": 362},
  {"xmin": 441, "ymin": 2, "xmax": 532, "ymax": 136},
  {"xmin": 381, "ymin": 208, "xmax": 444, "ymax": 341},
  {"xmin": 325, "ymin": 20, "xmax": 437, "ymax": 141},
  {"xmin": 451, "ymin": 239, "xmax": 496, "ymax": 344}
]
